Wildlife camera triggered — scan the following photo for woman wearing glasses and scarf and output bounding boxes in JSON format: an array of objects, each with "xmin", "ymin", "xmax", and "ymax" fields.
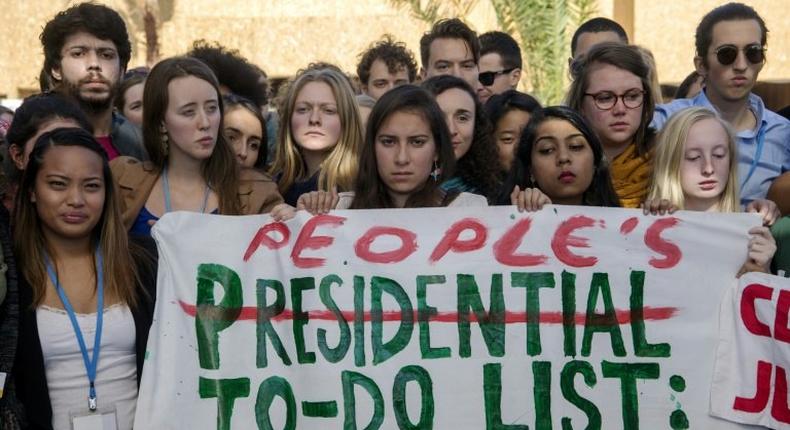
[{"xmin": 565, "ymin": 43, "xmax": 657, "ymax": 208}]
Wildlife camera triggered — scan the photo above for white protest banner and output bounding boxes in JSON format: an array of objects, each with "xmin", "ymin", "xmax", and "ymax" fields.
[
  {"xmin": 711, "ymin": 272, "xmax": 790, "ymax": 429},
  {"xmin": 135, "ymin": 206, "xmax": 761, "ymax": 429}
]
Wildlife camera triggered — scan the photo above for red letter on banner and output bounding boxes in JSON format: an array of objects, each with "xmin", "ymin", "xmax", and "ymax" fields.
[
  {"xmin": 355, "ymin": 226, "xmax": 417, "ymax": 264},
  {"xmin": 551, "ymin": 215, "xmax": 598, "ymax": 267},
  {"xmin": 493, "ymin": 218, "xmax": 548, "ymax": 266},
  {"xmin": 429, "ymin": 218, "xmax": 487, "ymax": 263},
  {"xmin": 243, "ymin": 222, "xmax": 291, "ymax": 261},
  {"xmin": 644, "ymin": 218, "xmax": 682, "ymax": 269},
  {"xmin": 740, "ymin": 283, "xmax": 774, "ymax": 337},
  {"xmin": 290, "ymin": 215, "xmax": 346, "ymax": 268}
]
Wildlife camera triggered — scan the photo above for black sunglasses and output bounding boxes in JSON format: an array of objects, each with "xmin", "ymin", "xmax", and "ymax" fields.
[
  {"xmin": 714, "ymin": 44, "xmax": 765, "ymax": 66},
  {"xmin": 478, "ymin": 68, "xmax": 516, "ymax": 86}
]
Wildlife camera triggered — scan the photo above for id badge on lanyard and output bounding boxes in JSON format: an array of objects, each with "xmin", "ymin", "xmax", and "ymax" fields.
[
  {"xmin": 46, "ymin": 248, "xmax": 117, "ymax": 429},
  {"xmin": 69, "ymin": 405, "xmax": 118, "ymax": 430}
]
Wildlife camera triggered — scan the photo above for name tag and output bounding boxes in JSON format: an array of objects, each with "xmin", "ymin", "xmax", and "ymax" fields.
[{"xmin": 70, "ymin": 406, "xmax": 118, "ymax": 430}]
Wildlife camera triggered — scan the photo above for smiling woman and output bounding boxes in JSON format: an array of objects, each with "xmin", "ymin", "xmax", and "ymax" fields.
[{"xmin": 110, "ymin": 57, "xmax": 282, "ymax": 236}]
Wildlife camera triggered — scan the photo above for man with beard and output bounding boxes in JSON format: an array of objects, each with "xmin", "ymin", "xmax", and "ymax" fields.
[{"xmin": 40, "ymin": 2, "xmax": 146, "ymax": 161}]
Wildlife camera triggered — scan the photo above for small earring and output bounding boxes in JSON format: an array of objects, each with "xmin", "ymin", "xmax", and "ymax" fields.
[
  {"xmin": 160, "ymin": 125, "xmax": 169, "ymax": 155},
  {"xmin": 529, "ymin": 174, "xmax": 535, "ymax": 184},
  {"xmin": 431, "ymin": 161, "xmax": 440, "ymax": 182}
]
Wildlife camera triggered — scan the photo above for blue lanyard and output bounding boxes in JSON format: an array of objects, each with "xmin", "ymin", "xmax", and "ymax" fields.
[
  {"xmin": 45, "ymin": 249, "xmax": 104, "ymax": 411},
  {"xmin": 162, "ymin": 167, "xmax": 210, "ymax": 214},
  {"xmin": 741, "ymin": 124, "xmax": 766, "ymax": 190}
]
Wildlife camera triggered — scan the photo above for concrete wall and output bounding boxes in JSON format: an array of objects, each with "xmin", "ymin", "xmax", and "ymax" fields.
[
  {"xmin": 631, "ymin": 0, "xmax": 788, "ymax": 84},
  {"xmin": 0, "ymin": 0, "xmax": 786, "ymax": 99}
]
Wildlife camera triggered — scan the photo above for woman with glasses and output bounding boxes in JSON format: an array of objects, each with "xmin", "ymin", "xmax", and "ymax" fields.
[{"xmin": 566, "ymin": 43, "xmax": 657, "ymax": 208}]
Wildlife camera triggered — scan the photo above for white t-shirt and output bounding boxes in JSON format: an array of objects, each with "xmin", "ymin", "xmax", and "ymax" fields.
[{"xmin": 38, "ymin": 304, "xmax": 138, "ymax": 430}]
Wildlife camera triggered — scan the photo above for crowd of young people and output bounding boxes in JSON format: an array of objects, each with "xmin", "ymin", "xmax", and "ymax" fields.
[{"xmin": 0, "ymin": 1, "xmax": 787, "ymax": 429}]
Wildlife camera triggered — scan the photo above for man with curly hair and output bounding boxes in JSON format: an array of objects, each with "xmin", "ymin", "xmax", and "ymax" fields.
[
  {"xmin": 188, "ymin": 41, "xmax": 276, "ymax": 164},
  {"xmin": 187, "ymin": 40, "xmax": 270, "ymax": 110},
  {"xmin": 356, "ymin": 36, "xmax": 418, "ymax": 100},
  {"xmin": 40, "ymin": 2, "xmax": 146, "ymax": 160}
]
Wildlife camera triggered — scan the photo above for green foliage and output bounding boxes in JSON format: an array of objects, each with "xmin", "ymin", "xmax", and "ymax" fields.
[
  {"xmin": 570, "ymin": 0, "xmax": 598, "ymax": 26},
  {"xmin": 390, "ymin": 0, "xmax": 598, "ymax": 105},
  {"xmin": 495, "ymin": 0, "xmax": 571, "ymax": 104},
  {"xmin": 388, "ymin": 0, "xmax": 479, "ymax": 23}
]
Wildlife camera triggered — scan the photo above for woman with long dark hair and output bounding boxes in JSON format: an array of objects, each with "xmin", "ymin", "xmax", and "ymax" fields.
[
  {"xmin": 509, "ymin": 106, "xmax": 621, "ymax": 210},
  {"xmin": 281, "ymin": 85, "xmax": 487, "ymax": 215},
  {"xmin": 110, "ymin": 57, "xmax": 281, "ymax": 236},
  {"xmin": 14, "ymin": 128, "xmax": 157, "ymax": 429},
  {"xmin": 422, "ymin": 75, "xmax": 502, "ymax": 203}
]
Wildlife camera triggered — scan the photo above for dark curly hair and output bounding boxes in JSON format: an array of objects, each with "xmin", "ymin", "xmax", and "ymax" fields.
[
  {"xmin": 422, "ymin": 75, "xmax": 502, "ymax": 202},
  {"xmin": 356, "ymin": 35, "xmax": 418, "ymax": 86},
  {"xmin": 420, "ymin": 18, "xmax": 480, "ymax": 68},
  {"xmin": 187, "ymin": 40, "xmax": 269, "ymax": 108},
  {"xmin": 40, "ymin": 3, "xmax": 132, "ymax": 84}
]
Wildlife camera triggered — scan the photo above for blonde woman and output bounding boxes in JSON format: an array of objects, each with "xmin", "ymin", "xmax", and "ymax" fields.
[
  {"xmin": 645, "ymin": 107, "xmax": 776, "ymax": 274},
  {"xmin": 269, "ymin": 65, "xmax": 363, "ymax": 206}
]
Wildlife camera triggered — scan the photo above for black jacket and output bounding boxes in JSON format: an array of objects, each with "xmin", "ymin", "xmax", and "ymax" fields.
[
  {"xmin": 14, "ymin": 237, "xmax": 157, "ymax": 430},
  {"xmin": 111, "ymin": 112, "xmax": 148, "ymax": 161}
]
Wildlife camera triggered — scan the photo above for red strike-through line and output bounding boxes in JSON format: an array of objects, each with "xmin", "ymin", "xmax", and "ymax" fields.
[{"xmin": 178, "ymin": 301, "xmax": 677, "ymax": 324}]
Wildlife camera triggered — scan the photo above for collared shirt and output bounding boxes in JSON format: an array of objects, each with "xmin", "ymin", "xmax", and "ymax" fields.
[{"xmin": 651, "ymin": 90, "xmax": 790, "ymax": 205}]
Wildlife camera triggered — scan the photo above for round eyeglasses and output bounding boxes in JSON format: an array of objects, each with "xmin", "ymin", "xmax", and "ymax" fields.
[{"xmin": 584, "ymin": 90, "xmax": 645, "ymax": 110}]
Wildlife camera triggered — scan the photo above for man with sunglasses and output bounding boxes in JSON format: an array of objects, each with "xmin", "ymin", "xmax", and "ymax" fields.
[
  {"xmin": 477, "ymin": 31, "xmax": 522, "ymax": 104},
  {"xmin": 652, "ymin": 2, "xmax": 789, "ymax": 205}
]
